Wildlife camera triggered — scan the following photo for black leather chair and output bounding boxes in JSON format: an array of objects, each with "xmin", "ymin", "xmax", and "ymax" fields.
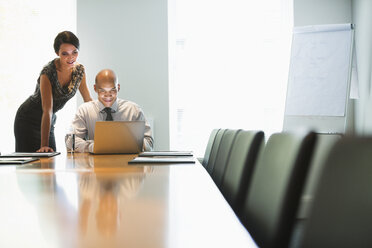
[
  {"xmin": 210, "ymin": 129, "xmax": 241, "ymax": 185},
  {"xmin": 201, "ymin": 129, "xmax": 220, "ymax": 168},
  {"xmin": 240, "ymin": 131, "xmax": 316, "ymax": 248},
  {"xmin": 297, "ymin": 133, "xmax": 342, "ymax": 219},
  {"xmin": 297, "ymin": 136, "xmax": 372, "ymax": 248},
  {"xmin": 219, "ymin": 130, "xmax": 264, "ymax": 215},
  {"xmin": 206, "ymin": 129, "xmax": 226, "ymax": 174}
]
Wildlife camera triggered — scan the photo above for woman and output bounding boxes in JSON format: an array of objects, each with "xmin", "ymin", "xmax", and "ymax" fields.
[{"xmin": 14, "ymin": 31, "xmax": 92, "ymax": 152}]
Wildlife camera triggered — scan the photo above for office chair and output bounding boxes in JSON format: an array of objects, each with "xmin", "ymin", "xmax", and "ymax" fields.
[
  {"xmin": 210, "ymin": 129, "xmax": 241, "ymax": 185},
  {"xmin": 240, "ymin": 131, "xmax": 316, "ymax": 248},
  {"xmin": 201, "ymin": 129, "xmax": 220, "ymax": 168},
  {"xmin": 206, "ymin": 129, "xmax": 226, "ymax": 174},
  {"xmin": 296, "ymin": 133, "xmax": 342, "ymax": 219},
  {"xmin": 219, "ymin": 130, "xmax": 264, "ymax": 215},
  {"xmin": 297, "ymin": 136, "xmax": 372, "ymax": 248}
]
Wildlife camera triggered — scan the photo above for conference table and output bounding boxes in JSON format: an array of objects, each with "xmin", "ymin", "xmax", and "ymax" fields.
[{"xmin": 0, "ymin": 152, "xmax": 257, "ymax": 248}]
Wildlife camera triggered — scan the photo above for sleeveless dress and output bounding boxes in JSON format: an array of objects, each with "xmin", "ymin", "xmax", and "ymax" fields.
[{"xmin": 14, "ymin": 59, "xmax": 84, "ymax": 152}]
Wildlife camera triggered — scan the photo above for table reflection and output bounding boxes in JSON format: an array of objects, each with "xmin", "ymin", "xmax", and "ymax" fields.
[
  {"xmin": 78, "ymin": 168, "xmax": 151, "ymax": 237},
  {"xmin": 1, "ymin": 153, "xmax": 255, "ymax": 248},
  {"xmin": 16, "ymin": 172, "xmax": 79, "ymax": 246},
  {"xmin": 15, "ymin": 165, "xmax": 153, "ymax": 246},
  {"xmin": 73, "ymin": 153, "xmax": 144, "ymax": 172}
]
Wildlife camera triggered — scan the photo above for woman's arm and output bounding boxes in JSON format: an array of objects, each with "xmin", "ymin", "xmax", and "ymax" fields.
[
  {"xmin": 38, "ymin": 74, "xmax": 54, "ymax": 152},
  {"xmin": 79, "ymin": 73, "xmax": 93, "ymax": 102}
]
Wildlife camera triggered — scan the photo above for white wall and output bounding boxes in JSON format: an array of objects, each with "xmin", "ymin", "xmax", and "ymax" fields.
[
  {"xmin": 77, "ymin": 0, "xmax": 169, "ymax": 150},
  {"xmin": 352, "ymin": 0, "xmax": 372, "ymax": 134},
  {"xmin": 294, "ymin": 0, "xmax": 352, "ymax": 26}
]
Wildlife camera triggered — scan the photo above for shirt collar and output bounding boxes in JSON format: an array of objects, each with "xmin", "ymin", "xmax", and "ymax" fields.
[{"xmin": 97, "ymin": 100, "xmax": 118, "ymax": 113}]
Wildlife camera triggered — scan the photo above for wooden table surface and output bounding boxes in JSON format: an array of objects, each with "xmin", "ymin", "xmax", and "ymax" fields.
[{"xmin": 0, "ymin": 152, "xmax": 257, "ymax": 248}]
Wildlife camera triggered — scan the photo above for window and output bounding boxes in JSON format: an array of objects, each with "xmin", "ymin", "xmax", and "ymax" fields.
[
  {"xmin": 169, "ymin": 0, "xmax": 293, "ymax": 157},
  {"xmin": 0, "ymin": 0, "xmax": 76, "ymax": 152}
]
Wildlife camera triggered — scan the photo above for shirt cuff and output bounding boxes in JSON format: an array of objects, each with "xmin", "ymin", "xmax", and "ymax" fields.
[{"xmin": 88, "ymin": 143, "xmax": 94, "ymax": 153}]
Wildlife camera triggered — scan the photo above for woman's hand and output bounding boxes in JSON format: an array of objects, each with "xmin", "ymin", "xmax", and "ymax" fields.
[{"xmin": 37, "ymin": 146, "xmax": 54, "ymax": 153}]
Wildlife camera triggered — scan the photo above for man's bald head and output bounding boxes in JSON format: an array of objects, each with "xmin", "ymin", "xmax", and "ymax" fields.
[
  {"xmin": 94, "ymin": 69, "xmax": 120, "ymax": 107},
  {"xmin": 95, "ymin": 69, "xmax": 118, "ymax": 86}
]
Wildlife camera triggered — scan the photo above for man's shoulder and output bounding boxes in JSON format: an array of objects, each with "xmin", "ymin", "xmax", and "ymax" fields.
[
  {"xmin": 77, "ymin": 100, "xmax": 99, "ymax": 113},
  {"xmin": 117, "ymin": 98, "xmax": 141, "ymax": 109}
]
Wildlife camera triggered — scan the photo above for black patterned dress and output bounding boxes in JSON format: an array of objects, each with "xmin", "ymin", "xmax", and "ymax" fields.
[{"xmin": 14, "ymin": 59, "xmax": 85, "ymax": 152}]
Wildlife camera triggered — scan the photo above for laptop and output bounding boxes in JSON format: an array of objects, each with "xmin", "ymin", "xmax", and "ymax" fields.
[{"xmin": 91, "ymin": 121, "xmax": 145, "ymax": 154}]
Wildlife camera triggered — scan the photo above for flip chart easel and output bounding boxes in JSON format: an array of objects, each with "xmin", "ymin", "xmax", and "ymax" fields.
[{"xmin": 283, "ymin": 23, "xmax": 354, "ymax": 133}]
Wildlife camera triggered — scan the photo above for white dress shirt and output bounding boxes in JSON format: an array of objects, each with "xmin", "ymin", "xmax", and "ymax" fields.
[{"xmin": 66, "ymin": 99, "xmax": 153, "ymax": 152}]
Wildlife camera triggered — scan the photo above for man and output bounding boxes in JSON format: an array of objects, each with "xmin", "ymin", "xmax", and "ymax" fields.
[{"xmin": 66, "ymin": 69, "xmax": 153, "ymax": 152}]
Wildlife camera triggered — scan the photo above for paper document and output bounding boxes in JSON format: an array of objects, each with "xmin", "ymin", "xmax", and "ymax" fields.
[
  {"xmin": 129, "ymin": 157, "xmax": 195, "ymax": 164},
  {"xmin": 139, "ymin": 151, "xmax": 193, "ymax": 157},
  {"xmin": 0, "ymin": 157, "xmax": 39, "ymax": 164},
  {"xmin": 0, "ymin": 152, "xmax": 61, "ymax": 158}
]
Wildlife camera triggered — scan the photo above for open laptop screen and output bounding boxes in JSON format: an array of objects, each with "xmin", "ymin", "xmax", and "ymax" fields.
[{"xmin": 91, "ymin": 121, "xmax": 145, "ymax": 154}]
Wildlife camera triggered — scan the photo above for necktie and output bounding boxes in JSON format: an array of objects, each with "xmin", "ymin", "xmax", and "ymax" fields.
[{"xmin": 103, "ymin": 107, "xmax": 113, "ymax": 121}]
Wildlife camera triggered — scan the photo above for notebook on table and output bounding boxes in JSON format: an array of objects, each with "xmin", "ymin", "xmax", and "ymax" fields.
[
  {"xmin": 0, "ymin": 152, "xmax": 60, "ymax": 158},
  {"xmin": 90, "ymin": 121, "xmax": 145, "ymax": 154},
  {"xmin": 0, "ymin": 157, "xmax": 39, "ymax": 165},
  {"xmin": 129, "ymin": 156, "xmax": 195, "ymax": 164},
  {"xmin": 138, "ymin": 151, "xmax": 193, "ymax": 157}
]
